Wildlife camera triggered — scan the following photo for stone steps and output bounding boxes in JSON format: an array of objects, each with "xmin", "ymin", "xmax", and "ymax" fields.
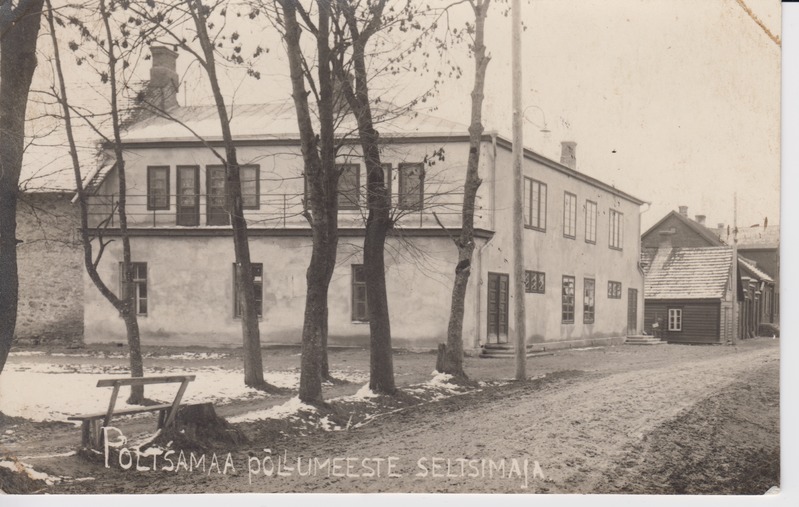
[{"xmin": 625, "ymin": 335, "xmax": 667, "ymax": 345}]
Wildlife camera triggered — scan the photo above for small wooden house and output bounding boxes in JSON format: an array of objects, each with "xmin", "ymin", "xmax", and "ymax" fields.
[{"xmin": 641, "ymin": 208, "xmax": 776, "ymax": 341}]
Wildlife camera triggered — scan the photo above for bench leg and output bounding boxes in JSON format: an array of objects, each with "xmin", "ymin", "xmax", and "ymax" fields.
[{"xmin": 81, "ymin": 421, "xmax": 91, "ymax": 448}]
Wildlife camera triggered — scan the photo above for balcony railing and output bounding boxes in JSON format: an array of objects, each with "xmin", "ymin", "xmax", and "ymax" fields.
[{"xmin": 86, "ymin": 192, "xmax": 486, "ymax": 230}]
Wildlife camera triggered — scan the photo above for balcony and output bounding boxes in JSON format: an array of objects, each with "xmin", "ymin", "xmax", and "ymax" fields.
[{"xmin": 85, "ymin": 192, "xmax": 489, "ymax": 233}]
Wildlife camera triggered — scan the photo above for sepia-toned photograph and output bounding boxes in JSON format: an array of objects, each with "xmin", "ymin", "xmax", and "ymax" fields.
[{"xmin": 0, "ymin": 0, "xmax": 784, "ymax": 499}]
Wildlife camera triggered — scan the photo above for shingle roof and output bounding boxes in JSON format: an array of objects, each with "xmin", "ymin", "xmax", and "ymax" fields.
[
  {"xmin": 738, "ymin": 256, "xmax": 774, "ymax": 283},
  {"xmin": 644, "ymin": 246, "xmax": 733, "ymax": 300}
]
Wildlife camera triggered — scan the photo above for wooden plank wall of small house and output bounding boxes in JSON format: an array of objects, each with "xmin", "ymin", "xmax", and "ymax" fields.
[{"xmin": 644, "ymin": 299, "xmax": 721, "ymax": 344}]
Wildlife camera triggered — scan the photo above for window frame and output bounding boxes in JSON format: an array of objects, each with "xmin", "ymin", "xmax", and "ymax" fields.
[
  {"xmin": 583, "ymin": 278, "xmax": 596, "ymax": 324},
  {"xmin": 523, "ymin": 177, "xmax": 547, "ymax": 232},
  {"xmin": 608, "ymin": 281, "xmax": 622, "ymax": 299},
  {"xmin": 351, "ymin": 264, "xmax": 369, "ymax": 322},
  {"xmin": 398, "ymin": 162, "xmax": 425, "ymax": 211},
  {"xmin": 146, "ymin": 166, "xmax": 170, "ymax": 210},
  {"xmin": 609, "ymin": 208, "xmax": 624, "ymax": 250},
  {"xmin": 524, "ymin": 270, "xmax": 546, "ymax": 294},
  {"xmin": 563, "ymin": 191, "xmax": 577, "ymax": 239},
  {"xmin": 668, "ymin": 308, "xmax": 683, "ymax": 331},
  {"xmin": 562, "ymin": 275, "xmax": 576, "ymax": 324},
  {"xmin": 585, "ymin": 200, "xmax": 597, "ymax": 244},
  {"xmin": 119, "ymin": 262, "xmax": 148, "ymax": 316},
  {"xmin": 337, "ymin": 163, "xmax": 361, "ymax": 211},
  {"xmin": 233, "ymin": 263, "xmax": 263, "ymax": 318},
  {"xmin": 240, "ymin": 165, "xmax": 261, "ymax": 210}
]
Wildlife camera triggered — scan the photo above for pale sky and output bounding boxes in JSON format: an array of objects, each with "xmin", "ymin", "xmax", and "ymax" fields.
[{"xmin": 25, "ymin": 0, "xmax": 781, "ymax": 232}]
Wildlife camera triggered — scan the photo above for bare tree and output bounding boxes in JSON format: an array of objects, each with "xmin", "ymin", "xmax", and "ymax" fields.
[
  {"xmin": 0, "ymin": 0, "xmax": 46, "ymax": 374},
  {"xmin": 42, "ymin": 0, "xmax": 147, "ymax": 402},
  {"xmin": 131, "ymin": 0, "xmax": 271, "ymax": 389},
  {"xmin": 274, "ymin": 0, "xmax": 341, "ymax": 403},
  {"xmin": 330, "ymin": 0, "xmax": 397, "ymax": 394},
  {"xmin": 436, "ymin": 0, "xmax": 491, "ymax": 379}
]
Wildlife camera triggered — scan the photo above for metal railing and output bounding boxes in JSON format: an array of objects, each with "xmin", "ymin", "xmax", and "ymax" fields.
[{"xmin": 86, "ymin": 192, "xmax": 486, "ymax": 230}]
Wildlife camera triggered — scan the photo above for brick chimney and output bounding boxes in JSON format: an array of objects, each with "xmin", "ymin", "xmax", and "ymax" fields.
[
  {"xmin": 145, "ymin": 46, "xmax": 179, "ymax": 110},
  {"xmin": 717, "ymin": 223, "xmax": 725, "ymax": 238},
  {"xmin": 560, "ymin": 141, "xmax": 577, "ymax": 170},
  {"xmin": 678, "ymin": 205, "xmax": 688, "ymax": 217},
  {"xmin": 695, "ymin": 214, "xmax": 706, "ymax": 226}
]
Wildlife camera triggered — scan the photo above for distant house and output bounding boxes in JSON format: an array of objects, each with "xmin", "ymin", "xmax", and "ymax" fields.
[
  {"xmin": 641, "ymin": 207, "xmax": 777, "ymax": 341},
  {"xmin": 79, "ymin": 47, "xmax": 646, "ymax": 352}
]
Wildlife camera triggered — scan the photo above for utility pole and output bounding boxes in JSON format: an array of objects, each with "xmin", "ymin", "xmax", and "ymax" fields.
[
  {"xmin": 731, "ymin": 192, "xmax": 739, "ymax": 345},
  {"xmin": 512, "ymin": 0, "xmax": 526, "ymax": 379}
]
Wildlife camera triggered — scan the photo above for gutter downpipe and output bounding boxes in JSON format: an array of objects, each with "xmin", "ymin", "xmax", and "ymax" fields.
[
  {"xmin": 636, "ymin": 201, "xmax": 652, "ymax": 334},
  {"xmin": 474, "ymin": 132, "xmax": 499, "ymax": 349}
]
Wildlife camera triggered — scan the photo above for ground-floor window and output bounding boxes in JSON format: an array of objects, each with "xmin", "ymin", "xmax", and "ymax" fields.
[
  {"xmin": 608, "ymin": 281, "xmax": 622, "ymax": 299},
  {"xmin": 352, "ymin": 264, "xmax": 368, "ymax": 322},
  {"xmin": 119, "ymin": 262, "xmax": 148, "ymax": 316},
  {"xmin": 668, "ymin": 308, "xmax": 682, "ymax": 331},
  {"xmin": 524, "ymin": 270, "xmax": 545, "ymax": 294},
  {"xmin": 562, "ymin": 276, "xmax": 575, "ymax": 323},
  {"xmin": 234, "ymin": 263, "xmax": 263, "ymax": 318},
  {"xmin": 583, "ymin": 278, "xmax": 595, "ymax": 323}
]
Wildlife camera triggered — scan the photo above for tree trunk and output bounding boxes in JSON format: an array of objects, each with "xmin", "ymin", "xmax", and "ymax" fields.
[
  {"xmin": 0, "ymin": 0, "xmax": 45, "ymax": 374},
  {"xmin": 280, "ymin": 0, "xmax": 339, "ymax": 402},
  {"xmin": 439, "ymin": 0, "xmax": 491, "ymax": 379},
  {"xmin": 332, "ymin": 0, "xmax": 395, "ymax": 395}
]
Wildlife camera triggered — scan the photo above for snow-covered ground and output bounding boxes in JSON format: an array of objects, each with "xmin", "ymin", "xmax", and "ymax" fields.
[{"xmin": 0, "ymin": 361, "xmax": 366, "ymax": 423}]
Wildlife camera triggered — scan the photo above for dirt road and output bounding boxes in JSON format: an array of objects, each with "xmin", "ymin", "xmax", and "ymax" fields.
[{"xmin": 52, "ymin": 341, "xmax": 779, "ymax": 494}]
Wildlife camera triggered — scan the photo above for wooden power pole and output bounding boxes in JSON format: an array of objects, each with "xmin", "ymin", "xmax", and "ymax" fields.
[
  {"xmin": 731, "ymin": 192, "xmax": 739, "ymax": 345},
  {"xmin": 512, "ymin": 0, "xmax": 527, "ymax": 379}
]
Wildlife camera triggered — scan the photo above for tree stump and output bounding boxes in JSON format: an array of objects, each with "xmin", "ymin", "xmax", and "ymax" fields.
[{"xmin": 151, "ymin": 403, "xmax": 247, "ymax": 452}]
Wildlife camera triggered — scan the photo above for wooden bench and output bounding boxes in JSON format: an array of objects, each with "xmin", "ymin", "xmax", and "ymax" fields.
[{"xmin": 68, "ymin": 375, "xmax": 195, "ymax": 448}]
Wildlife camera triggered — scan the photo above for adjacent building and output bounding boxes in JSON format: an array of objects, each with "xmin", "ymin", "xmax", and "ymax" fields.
[
  {"xmin": 81, "ymin": 48, "xmax": 646, "ymax": 352},
  {"xmin": 641, "ymin": 207, "xmax": 777, "ymax": 343}
]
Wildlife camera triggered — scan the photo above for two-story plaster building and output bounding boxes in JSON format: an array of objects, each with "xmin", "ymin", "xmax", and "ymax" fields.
[{"xmin": 82, "ymin": 48, "xmax": 645, "ymax": 352}]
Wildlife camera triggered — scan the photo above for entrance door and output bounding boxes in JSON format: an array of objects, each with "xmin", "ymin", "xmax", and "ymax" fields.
[
  {"xmin": 627, "ymin": 288, "xmax": 638, "ymax": 333},
  {"xmin": 206, "ymin": 166, "xmax": 229, "ymax": 226},
  {"xmin": 487, "ymin": 272, "xmax": 509, "ymax": 344},
  {"xmin": 176, "ymin": 165, "xmax": 199, "ymax": 226}
]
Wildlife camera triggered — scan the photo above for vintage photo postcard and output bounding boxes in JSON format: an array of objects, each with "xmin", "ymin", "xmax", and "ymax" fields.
[{"xmin": 0, "ymin": 0, "xmax": 784, "ymax": 500}]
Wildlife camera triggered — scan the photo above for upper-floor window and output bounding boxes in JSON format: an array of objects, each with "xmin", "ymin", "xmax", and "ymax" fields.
[
  {"xmin": 233, "ymin": 263, "xmax": 263, "ymax": 318},
  {"xmin": 119, "ymin": 262, "xmax": 148, "ymax": 316},
  {"xmin": 398, "ymin": 163, "xmax": 424, "ymax": 210},
  {"xmin": 584, "ymin": 278, "xmax": 595, "ymax": 323},
  {"xmin": 608, "ymin": 281, "xmax": 622, "ymax": 299},
  {"xmin": 609, "ymin": 209, "xmax": 624, "ymax": 249},
  {"xmin": 562, "ymin": 275, "xmax": 575, "ymax": 323},
  {"xmin": 240, "ymin": 165, "xmax": 260, "ymax": 210},
  {"xmin": 563, "ymin": 192, "xmax": 577, "ymax": 239},
  {"xmin": 585, "ymin": 200, "xmax": 597, "ymax": 244},
  {"xmin": 524, "ymin": 270, "xmax": 546, "ymax": 294},
  {"xmin": 524, "ymin": 177, "xmax": 547, "ymax": 231},
  {"xmin": 338, "ymin": 164, "xmax": 360, "ymax": 210},
  {"xmin": 147, "ymin": 166, "xmax": 170, "ymax": 210}
]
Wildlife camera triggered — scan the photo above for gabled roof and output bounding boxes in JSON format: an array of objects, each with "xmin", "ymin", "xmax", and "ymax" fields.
[
  {"xmin": 643, "ymin": 246, "xmax": 733, "ymax": 300},
  {"xmin": 641, "ymin": 210, "xmax": 725, "ymax": 246}
]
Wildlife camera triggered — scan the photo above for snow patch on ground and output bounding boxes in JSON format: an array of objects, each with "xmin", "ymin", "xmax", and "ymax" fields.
[
  {"xmin": 227, "ymin": 397, "xmax": 317, "ymax": 423},
  {"xmin": 8, "ymin": 351, "xmax": 45, "ymax": 357},
  {"xmin": 0, "ymin": 459, "xmax": 62, "ymax": 485}
]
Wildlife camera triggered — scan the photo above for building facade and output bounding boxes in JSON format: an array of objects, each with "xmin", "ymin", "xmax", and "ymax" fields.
[{"xmin": 82, "ymin": 49, "xmax": 645, "ymax": 351}]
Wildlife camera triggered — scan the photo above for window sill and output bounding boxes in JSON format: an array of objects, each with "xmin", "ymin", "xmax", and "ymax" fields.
[
  {"xmin": 352, "ymin": 320, "xmax": 370, "ymax": 325},
  {"xmin": 563, "ymin": 235, "xmax": 576, "ymax": 240},
  {"xmin": 609, "ymin": 246, "xmax": 623, "ymax": 251},
  {"xmin": 524, "ymin": 225, "xmax": 546, "ymax": 232}
]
